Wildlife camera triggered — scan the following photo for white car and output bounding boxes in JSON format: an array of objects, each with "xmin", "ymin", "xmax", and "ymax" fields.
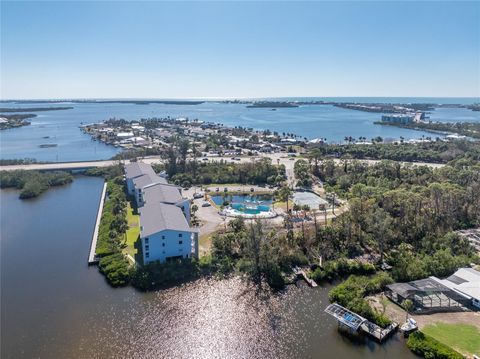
[{"xmin": 201, "ymin": 202, "xmax": 211, "ymax": 207}]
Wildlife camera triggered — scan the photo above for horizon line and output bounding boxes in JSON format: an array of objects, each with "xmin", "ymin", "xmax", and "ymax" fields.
[{"xmin": 1, "ymin": 96, "xmax": 479, "ymax": 102}]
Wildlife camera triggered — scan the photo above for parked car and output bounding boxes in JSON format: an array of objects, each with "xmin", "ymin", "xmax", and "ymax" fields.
[
  {"xmin": 193, "ymin": 192, "xmax": 204, "ymax": 199},
  {"xmin": 202, "ymin": 202, "xmax": 211, "ymax": 207}
]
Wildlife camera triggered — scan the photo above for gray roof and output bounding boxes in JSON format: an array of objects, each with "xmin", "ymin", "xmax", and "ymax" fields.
[
  {"xmin": 142, "ymin": 183, "xmax": 183, "ymax": 205},
  {"xmin": 139, "ymin": 203, "xmax": 192, "ymax": 237},
  {"xmin": 132, "ymin": 173, "xmax": 166, "ymax": 189},
  {"xmin": 124, "ymin": 162, "xmax": 157, "ymax": 180}
]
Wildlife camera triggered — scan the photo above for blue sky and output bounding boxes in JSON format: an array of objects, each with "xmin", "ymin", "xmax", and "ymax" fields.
[{"xmin": 1, "ymin": 1, "xmax": 479, "ymax": 99}]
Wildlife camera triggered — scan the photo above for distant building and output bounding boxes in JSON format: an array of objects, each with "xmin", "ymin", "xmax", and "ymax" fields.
[{"xmin": 381, "ymin": 114, "xmax": 414, "ymax": 124}]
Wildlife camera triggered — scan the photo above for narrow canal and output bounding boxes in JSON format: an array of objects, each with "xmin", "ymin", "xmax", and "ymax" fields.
[{"xmin": 0, "ymin": 176, "xmax": 416, "ymax": 358}]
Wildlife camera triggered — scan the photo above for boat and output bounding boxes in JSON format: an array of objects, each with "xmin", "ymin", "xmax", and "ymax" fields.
[{"xmin": 400, "ymin": 318, "xmax": 418, "ymax": 335}]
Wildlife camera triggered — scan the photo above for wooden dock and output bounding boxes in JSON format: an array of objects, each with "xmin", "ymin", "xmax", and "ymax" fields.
[
  {"xmin": 88, "ymin": 182, "xmax": 107, "ymax": 265},
  {"xmin": 360, "ymin": 321, "xmax": 398, "ymax": 342}
]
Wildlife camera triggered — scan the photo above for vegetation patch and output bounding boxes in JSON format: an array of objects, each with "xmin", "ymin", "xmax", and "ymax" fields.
[
  {"xmin": 0, "ymin": 170, "xmax": 73, "ymax": 198},
  {"xmin": 422, "ymin": 323, "xmax": 480, "ymax": 357},
  {"xmin": 95, "ymin": 178, "xmax": 130, "ymax": 286},
  {"xmin": 407, "ymin": 331, "xmax": 464, "ymax": 359},
  {"xmin": 328, "ymin": 273, "xmax": 394, "ymax": 328}
]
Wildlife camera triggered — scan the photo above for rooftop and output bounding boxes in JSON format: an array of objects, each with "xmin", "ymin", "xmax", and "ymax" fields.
[
  {"xmin": 132, "ymin": 173, "xmax": 166, "ymax": 189},
  {"xmin": 139, "ymin": 202, "xmax": 193, "ymax": 237},
  {"xmin": 125, "ymin": 162, "xmax": 158, "ymax": 180},
  {"xmin": 142, "ymin": 182, "xmax": 183, "ymax": 205}
]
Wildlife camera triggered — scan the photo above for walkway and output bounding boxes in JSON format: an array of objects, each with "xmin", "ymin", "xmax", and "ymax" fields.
[{"xmin": 88, "ymin": 182, "xmax": 107, "ymax": 264}]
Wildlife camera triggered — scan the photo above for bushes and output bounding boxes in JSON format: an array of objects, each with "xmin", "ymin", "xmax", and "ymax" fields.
[
  {"xmin": 310, "ymin": 259, "xmax": 376, "ymax": 282},
  {"xmin": 407, "ymin": 331, "xmax": 463, "ymax": 359},
  {"xmin": 328, "ymin": 273, "xmax": 394, "ymax": 328},
  {"xmin": 0, "ymin": 170, "xmax": 73, "ymax": 199},
  {"xmin": 170, "ymin": 158, "xmax": 286, "ymax": 186},
  {"xmin": 95, "ymin": 179, "xmax": 130, "ymax": 286},
  {"xmin": 85, "ymin": 165, "xmax": 123, "ymax": 180},
  {"xmin": 131, "ymin": 259, "xmax": 204, "ymax": 291},
  {"xmin": 99, "ymin": 253, "xmax": 131, "ymax": 287}
]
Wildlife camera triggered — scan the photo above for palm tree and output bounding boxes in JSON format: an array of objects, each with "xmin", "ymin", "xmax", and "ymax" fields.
[{"xmin": 278, "ymin": 186, "xmax": 293, "ymax": 214}]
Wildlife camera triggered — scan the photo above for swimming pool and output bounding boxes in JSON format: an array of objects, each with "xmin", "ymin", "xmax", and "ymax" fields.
[
  {"xmin": 211, "ymin": 194, "xmax": 273, "ymax": 207},
  {"xmin": 231, "ymin": 203, "xmax": 271, "ymax": 215}
]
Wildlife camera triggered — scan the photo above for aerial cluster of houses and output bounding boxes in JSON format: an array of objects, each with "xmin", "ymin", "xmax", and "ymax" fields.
[
  {"xmin": 125, "ymin": 162, "xmax": 198, "ymax": 264},
  {"xmin": 81, "ymin": 116, "xmax": 310, "ymax": 156}
]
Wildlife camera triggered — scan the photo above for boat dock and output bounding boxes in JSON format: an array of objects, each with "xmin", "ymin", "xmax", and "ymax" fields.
[
  {"xmin": 324, "ymin": 303, "xmax": 398, "ymax": 342},
  {"xmin": 360, "ymin": 321, "xmax": 398, "ymax": 341},
  {"xmin": 88, "ymin": 182, "xmax": 107, "ymax": 265}
]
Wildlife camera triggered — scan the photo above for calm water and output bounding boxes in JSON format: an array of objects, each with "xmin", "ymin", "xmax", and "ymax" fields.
[
  {"xmin": 1, "ymin": 98, "xmax": 479, "ymax": 162},
  {"xmin": 0, "ymin": 177, "xmax": 416, "ymax": 358}
]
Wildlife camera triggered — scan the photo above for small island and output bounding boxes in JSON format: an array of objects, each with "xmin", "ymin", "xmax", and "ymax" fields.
[{"xmin": 0, "ymin": 114, "xmax": 36, "ymax": 130}]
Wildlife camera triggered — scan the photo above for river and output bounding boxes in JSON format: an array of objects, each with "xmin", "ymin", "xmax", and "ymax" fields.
[
  {"xmin": 0, "ymin": 176, "xmax": 416, "ymax": 358},
  {"xmin": 1, "ymin": 98, "xmax": 479, "ymax": 162}
]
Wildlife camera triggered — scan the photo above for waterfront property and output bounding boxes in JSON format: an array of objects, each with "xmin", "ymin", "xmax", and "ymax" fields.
[
  {"xmin": 385, "ymin": 268, "xmax": 480, "ymax": 313},
  {"xmin": 435, "ymin": 268, "xmax": 480, "ymax": 309},
  {"xmin": 139, "ymin": 202, "xmax": 198, "ymax": 264},
  {"xmin": 125, "ymin": 162, "xmax": 198, "ymax": 264},
  {"xmin": 125, "ymin": 162, "xmax": 160, "ymax": 196},
  {"xmin": 142, "ymin": 182, "xmax": 191, "ymax": 222},
  {"xmin": 324, "ymin": 303, "xmax": 398, "ymax": 342}
]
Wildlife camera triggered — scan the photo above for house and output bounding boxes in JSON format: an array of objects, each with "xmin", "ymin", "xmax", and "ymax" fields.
[
  {"xmin": 139, "ymin": 202, "xmax": 198, "ymax": 264},
  {"xmin": 141, "ymin": 182, "xmax": 191, "ymax": 221},
  {"xmin": 124, "ymin": 162, "xmax": 162, "ymax": 196},
  {"xmin": 436, "ymin": 268, "xmax": 480, "ymax": 309},
  {"xmin": 386, "ymin": 267, "xmax": 480, "ymax": 313}
]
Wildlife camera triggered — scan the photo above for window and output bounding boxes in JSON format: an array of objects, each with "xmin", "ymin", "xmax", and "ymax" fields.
[
  {"xmin": 178, "ymin": 233, "xmax": 183, "ymax": 238},
  {"xmin": 145, "ymin": 238, "xmax": 149, "ymax": 244},
  {"xmin": 179, "ymin": 240, "xmax": 183, "ymax": 245},
  {"xmin": 145, "ymin": 245, "xmax": 149, "ymax": 250},
  {"xmin": 162, "ymin": 243, "xmax": 165, "ymax": 247},
  {"xmin": 145, "ymin": 252, "xmax": 149, "ymax": 258},
  {"xmin": 162, "ymin": 235, "xmax": 165, "ymax": 240}
]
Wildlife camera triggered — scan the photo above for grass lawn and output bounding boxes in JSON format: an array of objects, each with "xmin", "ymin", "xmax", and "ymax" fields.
[
  {"xmin": 422, "ymin": 322, "xmax": 480, "ymax": 356},
  {"xmin": 124, "ymin": 202, "xmax": 140, "ymax": 257}
]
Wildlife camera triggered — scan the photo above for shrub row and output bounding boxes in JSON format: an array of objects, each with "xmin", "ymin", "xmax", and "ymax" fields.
[
  {"xmin": 310, "ymin": 258, "xmax": 376, "ymax": 282},
  {"xmin": 407, "ymin": 331, "xmax": 463, "ymax": 359}
]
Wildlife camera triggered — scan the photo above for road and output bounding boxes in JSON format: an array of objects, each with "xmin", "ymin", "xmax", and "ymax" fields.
[{"xmin": 0, "ymin": 153, "xmax": 445, "ymax": 172}]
